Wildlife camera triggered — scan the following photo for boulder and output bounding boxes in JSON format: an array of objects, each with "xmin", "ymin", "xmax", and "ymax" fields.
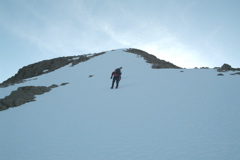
[{"xmin": 217, "ymin": 64, "xmax": 232, "ymax": 72}]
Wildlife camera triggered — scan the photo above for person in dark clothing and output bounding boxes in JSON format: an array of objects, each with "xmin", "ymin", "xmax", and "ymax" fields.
[{"xmin": 110, "ymin": 67, "xmax": 122, "ymax": 89}]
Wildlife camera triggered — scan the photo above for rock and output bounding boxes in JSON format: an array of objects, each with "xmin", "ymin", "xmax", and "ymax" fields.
[
  {"xmin": 125, "ymin": 48, "xmax": 181, "ymax": 69},
  {"xmin": 217, "ymin": 63, "xmax": 240, "ymax": 72},
  {"xmin": 49, "ymin": 84, "xmax": 58, "ymax": 89},
  {"xmin": 217, "ymin": 73, "xmax": 224, "ymax": 76},
  {"xmin": 231, "ymin": 72, "xmax": 240, "ymax": 75},
  {"xmin": 60, "ymin": 83, "xmax": 69, "ymax": 86},
  {"xmin": 200, "ymin": 67, "xmax": 209, "ymax": 69},
  {"xmin": 14, "ymin": 98, "xmax": 30, "ymax": 106},
  {"xmin": 1, "ymin": 54, "xmax": 93, "ymax": 87},
  {"xmin": 10, "ymin": 90, "xmax": 34, "ymax": 101},
  {"xmin": 217, "ymin": 64, "xmax": 232, "ymax": 72},
  {"xmin": 0, "ymin": 102, "xmax": 8, "ymax": 111},
  {"xmin": 1, "ymin": 99, "xmax": 15, "ymax": 107},
  {"xmin": 71, "ymin": 55, "xmax": 90, "ymax": 66},
  {"xmin": 33, "ymin": 86, "xmax": 51, "ymax": 94},
  {"xmin": 0, "ymin": 83, "xmax": 72, "ymax": 111},
  {"xmin": 0, "ymin": 85, "xmax": 54, "ymax": 111}
]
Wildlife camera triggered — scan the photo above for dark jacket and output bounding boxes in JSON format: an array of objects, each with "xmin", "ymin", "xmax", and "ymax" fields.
[{"xmin": 111, "ymin": 68, "xmax": 122, "ymax": 79}]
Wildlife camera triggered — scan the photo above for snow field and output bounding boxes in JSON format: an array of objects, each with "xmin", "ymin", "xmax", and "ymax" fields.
[{"xmin": 1, "ymin": 49, "xmax": 240, "ymax": 160}]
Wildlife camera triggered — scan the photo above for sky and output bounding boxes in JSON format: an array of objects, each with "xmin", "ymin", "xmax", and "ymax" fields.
[{"xmin": 0, "ymin": 0, "xmax": 240, "ymax": 83}]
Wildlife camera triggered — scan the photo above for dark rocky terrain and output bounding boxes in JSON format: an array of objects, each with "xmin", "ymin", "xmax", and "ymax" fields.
[
  {"xmin": 125, "ymin": 48, "xmax": 181, "ymax": 69},
  {"xmin": 0, "ymin": 52, "xmax": 105, "ymax": 87},
  {"xmin": 217, "ymin": 63, "xmax": 240, "ymax": 72}
]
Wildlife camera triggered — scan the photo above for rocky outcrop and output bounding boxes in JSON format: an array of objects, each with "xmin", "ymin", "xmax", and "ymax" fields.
[
  {"xmin": 0, "ymin": 84, "xmax": 64, "ymax": 111},
  {"xmin": 200, "ymin": 67, "xmax": 209, "ymax": 69},
  {"xmin": 0, "ymin": 51, "xmax": 106, "ymax": 87},
  {"xmin": 217, "ymin": 63, "xmax": 240, "ymax": 72},
  {"xmin": 217, "ymin": 64, "xmax": 232, "ymax": 72},
  {"xmin": 125, "ymin": 48, "xmax": 181, "ymax": 69},
  {"xmin": 60, "ymin": 82, "xmax": 69, "ymax": 86},
  {"xmin": 0, "ymin": 56, "xmax": 88, "ymax": 87},
  {"xmin": 231, "ymin": 72, "xmax": 240, "ymax": 75}
]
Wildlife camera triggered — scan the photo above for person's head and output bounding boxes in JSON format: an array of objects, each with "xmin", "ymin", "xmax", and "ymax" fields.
[{"xmin": 120, "ymin": 67, "xmax": 122, "ymax": 69}]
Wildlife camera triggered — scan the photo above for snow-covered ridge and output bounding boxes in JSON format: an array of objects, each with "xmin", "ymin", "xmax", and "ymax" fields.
[{"xmin": 0, "ymin": 48, "xmax": 179, "ymax": 87}]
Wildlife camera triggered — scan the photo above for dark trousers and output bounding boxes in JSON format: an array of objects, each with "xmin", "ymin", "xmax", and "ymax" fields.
[{"xmin": 111, "ymin": 76, "xmax": 120, "ymax": 88}]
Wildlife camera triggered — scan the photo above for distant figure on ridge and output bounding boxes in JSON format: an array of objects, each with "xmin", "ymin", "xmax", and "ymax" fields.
[{"xmin": 110, "ymin": 67, "xmax": 122, "ymax": 89}]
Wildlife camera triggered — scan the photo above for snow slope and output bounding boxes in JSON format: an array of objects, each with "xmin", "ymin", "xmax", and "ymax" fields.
[{"xmin": 1, "ymin": 49, "xmax": 240, "ymax": 160}]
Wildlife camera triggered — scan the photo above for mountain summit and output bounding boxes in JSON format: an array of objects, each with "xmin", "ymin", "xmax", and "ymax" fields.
[
  {"xmin": 0, "ymin": 48, "xmax": 240, "ymax": 160},
  {"xmin": 0, "ymin": 48, "xmax": 180, "ymax": 87}
]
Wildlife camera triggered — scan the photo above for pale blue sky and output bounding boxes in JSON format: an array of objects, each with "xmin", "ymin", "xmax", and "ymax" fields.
[{"xmin": 1, "ymin": 0, "xmax": 240, "ymax": 83}]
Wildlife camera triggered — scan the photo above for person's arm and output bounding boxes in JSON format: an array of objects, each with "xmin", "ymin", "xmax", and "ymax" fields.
[{"xmin": 110, "ymin": 71, "xmax": 114, "ymax": 79}]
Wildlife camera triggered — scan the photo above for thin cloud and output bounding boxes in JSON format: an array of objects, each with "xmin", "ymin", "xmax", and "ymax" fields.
[{"xmin": 1, "ymin": 0, "xmax": 239, "ymax": 70}]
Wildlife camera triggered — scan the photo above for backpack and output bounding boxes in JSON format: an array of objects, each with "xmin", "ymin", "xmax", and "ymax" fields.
[{"xmin": 115, "ymin": 68, "xmax": 121, "ymax": 75}]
